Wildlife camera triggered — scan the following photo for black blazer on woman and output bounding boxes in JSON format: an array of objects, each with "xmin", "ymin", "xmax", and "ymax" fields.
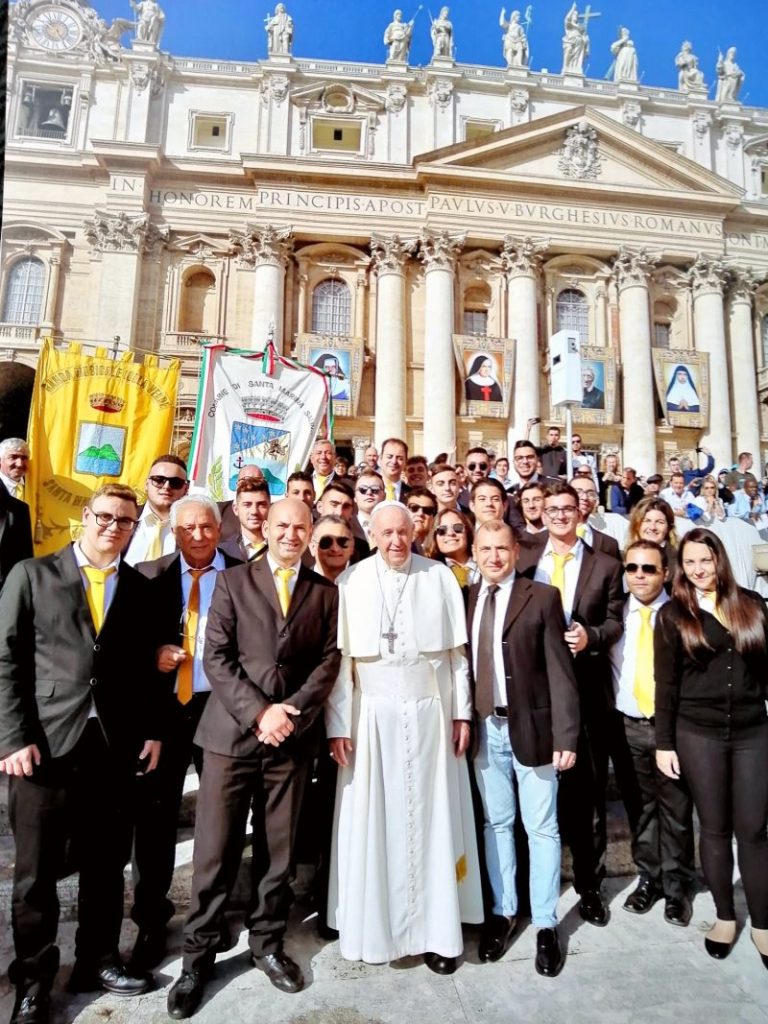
[{"xmin": 654, "ymin": 588, "xmax": 768, "ymax": 750}]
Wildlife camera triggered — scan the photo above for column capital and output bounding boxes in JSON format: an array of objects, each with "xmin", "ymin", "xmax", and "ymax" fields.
[
  {"xmin": 229, "ymin": 224, "xmax": 293, "ymax": 269},
  {"xmin": 418, "ymin": 230, "xmax": 465, "ymax": 272},
  {"xmin": 686, "ymin": 253, "xmax": 729, "ymax": 298},
  {"xmin": 727, "ymin": 267, "xmax": 757, "ymax": 305},
  {"xmin": 500, "ymin": 235, "xmax": 548, "ymax": 279},
  {"xmin": 84, "ymin": 209, "xmax": 167, "ymax": 256},
  {"xmin": 370, "ymin": 233, "xmax": 417, "ymax": 275},
  {"xmin": 612, "ymin": 245, "xmax": 659, "ymax": 291}
]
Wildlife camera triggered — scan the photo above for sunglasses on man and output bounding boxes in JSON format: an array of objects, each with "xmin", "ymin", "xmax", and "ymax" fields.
[
  {"xmin": 624, "ymin": 563, "xmax": 660, "ymax": 575},
  {"xmin": 467, "ymin": 462, "xmax": 488, "ymax": 471},
  {"xmin": 317, "ymin": 535, "xmax": 351, "ymax": 550},
  {"xmin": 148, "ymin": 474, "xmax": 187, "ymax": 491},
  {"xmin": 407, "ymin": 503, "xmax": 436, "ymax": 515},
  {"xmin": 357, "ymin": 485, "xmax": 383, "ymax": 496}
]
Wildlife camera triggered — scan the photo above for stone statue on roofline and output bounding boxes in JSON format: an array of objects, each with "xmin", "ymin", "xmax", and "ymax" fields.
[
  {"xmin": 384, "ymin": 9, "xmax": 416, "ymax": 62},
  {"xmin": 265, "ymin": 2, "xmax": 293, "ymax": 56},
  {"xmin": 675, "ymin": 41, "xmax": 706, "ymax": 92},
  {"xmin": 715, "ymin": 47, "xmax": 744, "ymax": 104},
  {"xmin": 130, "ymin": 0, "xmax": 165, "ymax": 47},
  {"xmin": 499, "ymin": 8, "xmax": 529, "ymax": 68}
]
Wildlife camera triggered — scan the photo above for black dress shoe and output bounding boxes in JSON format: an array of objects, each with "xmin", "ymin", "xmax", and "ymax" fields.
[
  {"xmin": 664, "ymin": 896, "xmax": 692, "ymax": 927},
  {"xmin": 68, "ymin": 955, "xmax": 151, "ymax": 996},
  {"xmin": 423, "ymin": 952, "xmax": 458, "ymax": 975},
  {"xmin": 535, "ymin": 929, "xmax": 564, "ymax": 978},
  {"xmin": 129, "ymin": 926, "xmax": 167, "ymax": 971},
  {"xmin": 252, "ymin": 951, "xmax": 304, "ymax": 993},
  {"xmin": 167, "ymin": 969, "xmax": 208, "ymax": 1020},
  {"xmin": 704, "ymin": 937, "xmax": 735, "ymax": 960},
  {"xmin": 479, "ymin": 915, "xmax": 518, "ymax": 963},
  {"xmin": 10, "ymin": 988, "xmax": 50, "ymax": 1024},
  {"xmin": 316, "ymin": 921, "xmax": 340, "ymax": 941},
  {"xmin": 751, "ymin": 935, "xmax": 768, "ymax": 971},
  {"xmin": 578, "ymin": 889, "xmax": 608, "ymax": 927},
  {"xmin": 623, "ymin": 879, "xmax": 662, "ymax": 915}
]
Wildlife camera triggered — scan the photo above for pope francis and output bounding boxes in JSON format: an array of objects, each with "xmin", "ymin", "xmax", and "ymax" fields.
[{"xmin": 326, "ymin": 501, "xmax": 483, "ymax": 973}]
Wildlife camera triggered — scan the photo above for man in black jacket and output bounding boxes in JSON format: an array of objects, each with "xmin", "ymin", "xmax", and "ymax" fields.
[
  {"xmin": 0, "ymin": 483, "xmax": 33, "ymax": 591},
  {"xmin": 0, "ymin": 484, "xmax": 162, "ymax": 1024}
]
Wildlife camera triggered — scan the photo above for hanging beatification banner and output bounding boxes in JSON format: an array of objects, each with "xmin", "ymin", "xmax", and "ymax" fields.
[
  {"xmin": 453, "ymin": 334, "xmax": 515, "ymax": 420},
  {"xmin": 188, "ymin": 344, "xmax": 330, "ymax": 500},
  {"xmin": 27, "ymin": 339, "xmax": 181, "ymax": 555}
]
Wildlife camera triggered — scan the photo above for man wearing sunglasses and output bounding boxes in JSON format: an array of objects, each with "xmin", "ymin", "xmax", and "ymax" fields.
[
  {"xmin": 309, "ymin": 515, "xmax": 355, "ymax": 582},
  {"xmin": 465, "ymin": 447, "xmax": 492, "ymax": 489},
  {"xmin": 318, "ymin": 481, "xmax": 369, "ymax": 563},
  {"xmin": 124, "ymin": 453, "xmax": 189, "ymax": 566},
  {"xmin": 352, "ymin": 471, "xmax": 385, "ymax": 548},
  {"xmin": 405, "ymin": 488, "xmax": 437, "ymax": 553},
  {"xmin": 517, "ymin": 482, "xmax": 624, "ymax": 928},
  {"xmin": 0, "ymin": 484, "xmax": 163, "ymax": 1022},
  {"xmin": 609, "ymin": 541, "xmax": 695, "ymax": 927}
]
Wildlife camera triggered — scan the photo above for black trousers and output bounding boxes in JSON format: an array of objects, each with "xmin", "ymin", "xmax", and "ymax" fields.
[
  {"xmin": 677, "ymin": 722, "xmax": 768, "ymax": 929},
  {"xmin": 182, "ymin": 747, "xmax": 310, "ymax": 970},
  {"xmin": 611, "ymin": 712, "xmax": 695, "ymax": 897},
  {"xmin": 131, "ymin": 693, "xmax": 209, "ymax": 930},
  {"xmin": 8, "ymin": 721, "xmax": 134, "ymax": 985}
]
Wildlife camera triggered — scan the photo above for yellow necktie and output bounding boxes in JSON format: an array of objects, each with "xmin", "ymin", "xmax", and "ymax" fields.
[
  {"xmin": 703, "ymin": 590, "xmax": 728, "ymax": 628},
  {"xmin": 82, "ymin": 565, "xmax": 116, "ymax": 634},
  {"xmin": 316, "ymin": 474, "xmax": 328, "ymax": 496},
  {"xmin": 275, "ymin": 567, "xmax": 295, "ymax": 617},
  {"xmin": 633, "ymin": 606, "xmax": 655, "ymax": 718},
  {"xmin": 450, "ymin": 563, "xmax": 470, "ymax": 588},
  {"xmin": 178, "ymin": 567, "xmax": 213, "ymax": 705},
  {"xmin": 576, "ymin": 523, "xmax": 586, "ymax": 538},
  {"xmin": 550, "ymin": 551, "xmax": 574, "ymax": 604},
  {"xmin": 145, "ymin": 514, "xmax": 164, "ymax": 561},
  {"xmin": 385, "ymin": 480, "xmax": 395, "ymax": 501}
]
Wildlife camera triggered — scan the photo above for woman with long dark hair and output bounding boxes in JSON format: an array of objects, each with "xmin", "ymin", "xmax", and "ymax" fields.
[
  {"xmin": 654, "ymin": 528, "xmax": 768, "ymax": 968},
  {"xmin": 426, "ymin": 509, "xmax": 478, "ymax": 589}
]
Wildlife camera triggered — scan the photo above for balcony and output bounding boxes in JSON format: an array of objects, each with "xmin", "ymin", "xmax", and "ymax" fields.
[{"xmin": 161, "ymin": 332, "xmax": 226, "ymax": 355}]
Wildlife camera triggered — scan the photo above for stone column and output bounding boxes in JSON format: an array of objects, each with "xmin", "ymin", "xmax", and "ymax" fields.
[
  {"xmin": 688, "ymin": 255, "xmax": 733, "ymax": 468},
  {"xmin": 419, "ymin": 231, "xmax": 465, "ymax": 460},
  {"xmin": 613, "ymin": 247, "xmax": 658, "ymax": 476},
  {"xmin": 371, "ymin": 234, "xmax": 415, "ymax": 445},
  {"xmin": 352, "ymin": 435, "xmax": 372, "ymax": 467},
  {"xmin": 40, "ymin": 254, "xmax": 62, "ymax": 332},
  {"xmin": 229, "ymin": 224, "xmax": 293, "ymax": 351},
  {"xmin": 501, "ymin": 236, "xmax": 547, "ymax": 449},
  {"xmin": 727, "ymin": 270, "xmax": 760, "ymax": 463}
]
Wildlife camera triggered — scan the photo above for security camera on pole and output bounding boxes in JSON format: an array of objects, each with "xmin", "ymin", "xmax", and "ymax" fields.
[{"xmin": 549, "ymin": 329, "xmax": 582, "ymax": 479}]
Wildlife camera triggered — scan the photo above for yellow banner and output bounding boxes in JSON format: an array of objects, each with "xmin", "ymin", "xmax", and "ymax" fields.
[{"xmin": 27, "ymin": 340, "xmax": 181, "ymax": 555}]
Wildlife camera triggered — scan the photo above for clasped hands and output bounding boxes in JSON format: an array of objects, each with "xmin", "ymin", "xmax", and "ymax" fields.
[{"xmin": 254, "ymin": 703, "xmax": 300, "ymax": 746}]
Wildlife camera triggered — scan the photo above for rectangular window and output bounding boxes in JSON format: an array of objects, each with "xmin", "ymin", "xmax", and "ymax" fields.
[
  {"xmin": 463, "ymin": 310, "xmax": 488, "ymax": 335},
  {"xmin": 311, "ymin": 118, "xmax": 363, "ymax": 154},
  {"xmin": 653, "ymin": 323, "xmax": 671, "ymax": 349},
  {"xmin": 189, "ymin": 113, "xmax": 232, "ymax": 152},
  {"xmin": 17, "ymin": 83, "xmax": 73, "ymax": 140}
]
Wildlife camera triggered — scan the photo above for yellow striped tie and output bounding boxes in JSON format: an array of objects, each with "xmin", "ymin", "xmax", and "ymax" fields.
[
  {"xmin": 633, "ymin": 606, "xmax": 655, "ymax": 718},
  {"xmin": 385, "ymin": 480, "xmax": 395, "ymax": 501},
  {"xmin": 275, "ymin": 567, "xmax": 295, "ymax": 617},
  {"xmin": 82, "ymin": 565, "xmax": 116, "ymax": 634},
  {"xmin": 177, "ymin": 567, "xmax": 213, "ymax": 705}
]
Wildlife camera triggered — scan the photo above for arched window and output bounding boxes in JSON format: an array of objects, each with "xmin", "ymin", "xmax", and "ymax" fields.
[
  {"xmin": 312, "ymin": 278, "xmax": 351, "ymax": 335},
  {"xmin": 179, "ymin": 269, "xmax": 217, "ymax": 335},
  {"xmin": 1, "ymin": 257, "xmax": 45, "ymax": 324},
  {"xmin": 555, "ymin": 288, "xmax": 588, "ymax": 339},
  {"xmin": 762, "ymin": 314, "xmax": 768, "ymax": 368}
]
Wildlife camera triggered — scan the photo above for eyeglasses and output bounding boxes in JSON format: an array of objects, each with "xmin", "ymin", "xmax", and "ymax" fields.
[
  {"xmin": 407, "ymin": 503, "xmax": 436, "ymax": 515},
  {"xmin": 148, "ymin": 475, "xmax": 187, "ymax": 491},
  {"xmin": 625, "ymin": 563, "xmax": 660, "ymax": 576},
  {"xmin": 467, "ymin": 462, "xmax": 489, "ymax": 471},
  {"xmin": 575, "ymin": 490, "xmax": 598, "ymax": 499},
  {"xmin": 90, "ymin": 510, "xmax": 137, "ymax": 531},
  {"xmin": 543, "ymin": 506, "xmax": 579, "ymax": 519},
  {"xmin": 436, "ymin": 523, "xmax": 465, "ymax": 536},
  {"xmin": 357, "ymin": 485, "xmax": 383, "ymax": 496},
  {"xmin": 318, "ymin": 535, "xmax": 351, "ymax": 550},
  {"xmin": 514, "ymin": 453, "xmax": 537, "ymax": 462}
]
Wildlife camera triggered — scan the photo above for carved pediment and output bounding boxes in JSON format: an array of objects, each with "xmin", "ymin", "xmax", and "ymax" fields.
[
  {"xmin": 415, "ymin": 107, "xmax": 742, "ymax": 200},
  {"xmin": 169, "ymin": 233, "xmax": 231, "ymax": 258},
  {"xmin": 289, "ymin": 81, "xmax": 385, "ymax": 114}
]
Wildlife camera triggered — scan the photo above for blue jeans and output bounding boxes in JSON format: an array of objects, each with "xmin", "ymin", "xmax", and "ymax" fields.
[{"xmin": 473, "ymin": 716, "xmax": 561, "ymax": 929}]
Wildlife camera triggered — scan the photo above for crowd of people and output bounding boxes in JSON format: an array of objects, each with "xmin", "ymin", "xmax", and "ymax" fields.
[{"xmin": 0, "ymin": 428, "xmax": 767, "ymax": 1024}]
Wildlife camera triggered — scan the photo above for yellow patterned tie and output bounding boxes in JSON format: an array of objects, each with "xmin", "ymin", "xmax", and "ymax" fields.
[
  {"xmin": 385, "ymin": 479, "xmax": 395, "ymax": 501},
  {"xmin": 82, "ymin": 566, "xmax": 116, "ymax": 634},
  {"xmin": 550, "ymin": 551, "xmax": 574, "ymax": 605},
  {"xmin": 450, "ymin": 562, "xmax": 470, "ymax": 588},
  {"xmin": 633, "ymin": 606, "xmax": 655, "ymax": 718},
  {"xmin": 275, "ymin": 567, "xmax": 295, "ymax": 617},
  {"xmin": 576, "ymin": 523, "xmax": 587, "ymax": 539},
  {"xmin": 145, "ymin": 514, "xmax": 164, "ymax": 561},
  {"xmin": 177, "ymin": 567, "xmax": 213, "ymax": 705}
]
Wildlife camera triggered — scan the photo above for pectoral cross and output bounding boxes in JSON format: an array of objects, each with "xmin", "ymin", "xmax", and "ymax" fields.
[
  {"xmin": 382, "ymin": 627, "xmax": 398, "ymax": 653},
  {"xmin": 480, "ymin": 385, "xmax": 493, "ymax": 401}
]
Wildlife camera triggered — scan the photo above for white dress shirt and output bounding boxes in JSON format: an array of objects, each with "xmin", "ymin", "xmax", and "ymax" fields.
[
  {"xmin": 0, "ymin": 473, "xmax": 23, "ymax": 499},
  {"xmin": 178, "ymin": 550, "xmax": 226, "ymax": 695},
  {"xmin": 471, "ymin": 572, "xmax": 515, "ymax": 708},
  {"xmin": 73, "ymin": 543, "xmax": 121, "ymax": 716},
  {"xmin": 266, "ymin": 553, "xmax": 300, "ymax": 602},
  {"xmin": 123, "ymin": 503, "xmax": 176, "ymax": 566},
  {"xmin": 659, "ymin": 487, "xmax": 693, "ymax": 514},
  {"xmin": 610, "ymin": 591, "xmax": 669, "ymax": 718},
  {"xmin": 534, "ymin": 538, "xmax": 584, "ymax": 624}
]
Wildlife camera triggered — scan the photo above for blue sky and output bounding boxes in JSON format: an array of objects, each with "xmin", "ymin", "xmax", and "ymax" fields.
[{"xmin": 95, "ymin": 0, "xmax": 767, "ymax": 107}]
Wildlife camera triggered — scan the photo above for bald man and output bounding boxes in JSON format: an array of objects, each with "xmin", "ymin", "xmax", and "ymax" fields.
[{"xmin": 168, "ymin": 498, "xmax": 340, "ymax": 1018}]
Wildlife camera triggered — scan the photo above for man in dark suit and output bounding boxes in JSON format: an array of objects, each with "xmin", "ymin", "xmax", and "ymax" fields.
[
  {"xmin": 468, "ymin": 520, "xmax": 579, "ymax": 977},
  {"xmin": 217, "ymin": 464, "xmax": 265, "ymax": 542},
  {"xmin": 0, "ymin": 484, "xmax": 162, "ymax": 1024},
  {"xmin": 379, "ymin": 437, "xmax": 411, "ymax": 502},
  {"xmin": 0, "ymin": 483, "xmax": 33, "ymax": 591},
  {"xmin": 167, "ymin": 497, "xmax": 340, "ymax": 1019},
  {"xmin": 570, "ymin": 476, "xmax": 621, "ymax": 560},
  {"xmin": 218, "ymin": 478, "xmax": 270, "ymax": 562},
  {"xmin": 130, "ymin": 495, "xmax": 243, "ymax": 971},
  {"xmin": 516, "ymin": 482, "xmax": 624, "ymax": 926}
]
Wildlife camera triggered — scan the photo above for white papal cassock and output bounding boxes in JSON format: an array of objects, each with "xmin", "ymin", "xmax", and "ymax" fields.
[{"xmin": 326, "ymin": 552, "xmax": 484, "ymax": 963}]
